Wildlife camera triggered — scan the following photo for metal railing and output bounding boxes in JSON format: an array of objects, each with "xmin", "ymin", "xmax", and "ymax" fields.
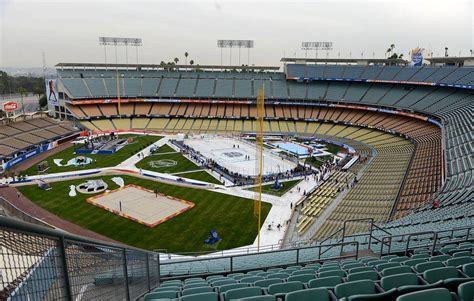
[
  {"xmin": 0, "ymin": 197, "xmax": 55, "ymax": 228},
  {"xmin": 158, "ymin": 238, "xmax": 319, "ymax": 261},
  {"xmin": 0, "ymin": 216, "xmax": 361, "ymax": 300},
  {"xmin": 378, "ymin": 225, "xmax": 474, "ymax": 256},
  {"xmin": 1, "ymin": 214, "xmax": 471, "ymax": 300},
  {"xmin": 0, "ymin": 216, "xmax": 160, "ymax": 301},
  {"xmin": 160, "ymin": 241, "xmax": 359, "ymax": 281},
  {"xmin": 317, "ymin": 218, "xmax": 392, "ymax": 257}
]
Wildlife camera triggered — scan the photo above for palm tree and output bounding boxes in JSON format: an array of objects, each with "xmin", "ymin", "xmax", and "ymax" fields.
[
  {"xmin": 189, "ymin": 60, "xmax": 194, "ymax": 66},
  {"xmin": 386, "ymin": 44, "xmax": 395, "ymax": 58},
  {"xmin": 174, "ymin": 57, "xmax": 179, "ymax": 64},
  {"xmin": 184, "ymin": 52, "xmax": 189, "ymax": 65},
  {"xmin": 33, "ymin": 82, "xmax": 43, "ymax": 100},
  {"xmin": 17, "ymin": 87, "xmax": 27, "ymax": 115}
]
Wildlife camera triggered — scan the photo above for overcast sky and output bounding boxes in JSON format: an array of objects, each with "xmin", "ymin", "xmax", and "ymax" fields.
[{"xmin": 0, "ymin": 0, "xmax": 472, "ymax": 68}]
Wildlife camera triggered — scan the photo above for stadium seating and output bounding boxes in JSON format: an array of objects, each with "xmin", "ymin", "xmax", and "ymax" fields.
[
  {"xmin": 54, "ymin": 67, "xmax": 472, "ymax": 281},
  {"xmin": 141, "ymin": 242, "xmax": 474, "ymax": 301},
  {"xmin": 312, "ymin": 137, "xmax": 415, "ymax": 239},
  {"xmin": 297, "ymin": 170, "xmax": 355, "ymax": 234},
  {"xmin": 71, "ymin": 100, "xmax": 446, "ymax": 226},
  {"xmin": 58, "ymin": 67, "xmax": 474, "ymax": 115},
  {"xmin": 285, "ymin": 64, "xmax": 474, "ymax": 86},
  {"xmin": 458, "ymin": 281, "xmax": 474, "ymax": 301},
  {"xmin": 0, "ymin": 117, "xmax": 78, "ymax": 158}
]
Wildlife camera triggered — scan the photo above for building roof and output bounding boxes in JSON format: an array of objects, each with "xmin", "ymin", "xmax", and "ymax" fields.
[
  {"xmin": 425, "ymin": 56, "xmax": 474, "ymax": 64},
  {"xmin": 55, "ymin": 63, "xmax": 281, "ymax": 71},
  {"xmin": 280, "ymin": 57, "xmax": 408, "ymax": 65}
]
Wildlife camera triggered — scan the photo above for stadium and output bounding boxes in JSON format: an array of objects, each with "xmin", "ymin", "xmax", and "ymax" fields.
[{"xmin": 0, "ymin": 3, "xmax": 473, "ymax": 301}]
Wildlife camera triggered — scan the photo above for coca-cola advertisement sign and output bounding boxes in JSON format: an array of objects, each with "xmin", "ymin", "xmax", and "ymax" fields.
[{"xmin": 3, "ymin": 102, "xmax": 18, "ymax": 112}]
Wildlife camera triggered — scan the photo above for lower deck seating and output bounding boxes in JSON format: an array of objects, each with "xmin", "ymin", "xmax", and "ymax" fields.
[
  {"xmin": 72, "ymin": 101, "xmax": 472, "ymax": 246},
  {"xmin": 89, "ymin": 119, "xmax": 116, "ymax": 131},
  {"xmin": 297, "ymin": 171, "xmax": 355, "ymax": 235},
  {"xmin": 312, "ymin": 139, "xmax": 414, "ymax": 240},
  {"xmin": 378, "ymin": 102, "xmax": 473, "ymax": 240},
  {"xmin": 78, "ymin": 116, "xmax": 443, "ymax": 236},
  {"xmin": 73, "ymin": 103, "xmax": 443, "ymax": 220}
]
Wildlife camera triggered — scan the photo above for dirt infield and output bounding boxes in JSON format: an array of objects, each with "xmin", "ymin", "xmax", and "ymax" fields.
[{"xmin": 86, "ymin": 184, "xmax": 194, "ymax": 227}]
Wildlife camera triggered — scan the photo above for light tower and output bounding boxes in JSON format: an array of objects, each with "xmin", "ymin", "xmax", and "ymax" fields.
[
  {"xmin": 301, "ymin": 42, "xmax": 333, "ymax": 59},
  {"xmin": 217, "ymin": 40, "xmax": 254, "ymax": 67},
  {"xmin": 99, "ymin": 37, "xmax": 143, "ymax": 115}
]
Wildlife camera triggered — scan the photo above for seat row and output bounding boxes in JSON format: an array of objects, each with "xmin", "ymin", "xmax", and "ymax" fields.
[
  {"xmin": 147, "ymin": 269, "xmax": 474, "ymax": 301},
  {"xmin": 148, "ymin": 252, "xmax": 474, "ymax": 300},
  {"xmin": 145, "ymin": 283, "xmax": 474, "ymax": 301}
]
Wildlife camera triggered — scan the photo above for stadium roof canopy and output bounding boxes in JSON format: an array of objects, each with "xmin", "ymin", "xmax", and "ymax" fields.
[
  {"xmin": 425, "ymin": 56, "xmax": 474, "ymax": 66},
  {"xmin": 280, "ymin": 57, "xmax": 409, "ymax": 65},
  {"xmin": 55, "ymin": 63, "xmax": 280, "ymax": 71}
]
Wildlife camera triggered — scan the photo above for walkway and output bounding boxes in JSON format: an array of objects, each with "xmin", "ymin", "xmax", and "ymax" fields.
[
  {"xmin": 116, "ymin": 136, "xmax": 169, "ymax": 168},
  {"xmin": 216, "ymin": 176, "xmax": 319, "ymax": 247}
]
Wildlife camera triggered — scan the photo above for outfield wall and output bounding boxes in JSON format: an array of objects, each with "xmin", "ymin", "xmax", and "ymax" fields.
[{"xmin": 1, "ymin": 133, "xmax": 80, "ymax": 173}]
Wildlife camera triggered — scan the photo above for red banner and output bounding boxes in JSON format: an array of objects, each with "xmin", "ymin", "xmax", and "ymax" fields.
[{"xmin": 3, "ymin": 101, "xmax": 18, "ymax": 112}]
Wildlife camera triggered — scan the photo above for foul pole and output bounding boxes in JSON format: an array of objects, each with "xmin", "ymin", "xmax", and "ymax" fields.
[
  {"xmin": 254, "ymin": 85, "xmax": 265, "ymax": 251},
  {"xmin": 115, "ymin": 44, "xmax": 121, "ymax": 117}
]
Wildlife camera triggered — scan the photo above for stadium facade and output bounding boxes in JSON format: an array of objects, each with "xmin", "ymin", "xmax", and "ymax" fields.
[{"xmin": 48, "ymin": 58, "xmax": 472, "ymax": 229}]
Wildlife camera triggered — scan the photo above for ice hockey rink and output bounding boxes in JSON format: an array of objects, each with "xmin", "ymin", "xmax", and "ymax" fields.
[{"xmin": 183, "ymin": 135, "xmax": 297, "ymax": 176}]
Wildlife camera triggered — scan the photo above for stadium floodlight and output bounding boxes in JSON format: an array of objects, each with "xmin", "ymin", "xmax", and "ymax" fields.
[
  {"xmin": 301, "ymin": 41, "xmax": 333, "ymax": 58},
  {"xmin": 99, "ymin": 37, "xmax": 142, "ymax": 46},
  {"xmin": 217, "ymin": 39, "xmax": 255, "ymax": 66},
  {"xmin": 99, "ymin": 37, "xmax": 143, "ymax": 65},
  {"xmin": 217, "ymin": 40, "xmax": 254, "ymax": 48},
  {"xmin": 98, "ymin": 37, "xmax": 142, "ymax": 116}
]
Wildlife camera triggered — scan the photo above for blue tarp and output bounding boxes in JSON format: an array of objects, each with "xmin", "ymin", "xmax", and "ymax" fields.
[{"xmin": 204, "ymin": 230, "xmax": 220, "ymax": 245}]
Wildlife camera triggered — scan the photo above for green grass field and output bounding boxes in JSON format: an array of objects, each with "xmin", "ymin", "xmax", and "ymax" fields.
[
  {"xmin": 17, "ymin": 175, "xmax": 271, "ymax": 253},
  {"xmin": 24, "ymin": 135, "xmax": 162, "ymax": 176},
  {"xmin": 305, "ymin": 155, "xmax": 333, "ymax": 168},
  {"xmin": 305, "ymin": 157, "xmax": 324, "ymax": 168},
  {"xmin": 325, "ymin": 144, "xmax": 341, "ymax": 155},
  {"xmin": 178, "ymin": 170, "xmax": 222, "ymax": 185},
  {"xmin": 246, "ymin": 179, "xmax": 301, "ymax": 196},
  {"xmin": 152, "ymin": 144, "xmax": 177, "ymax": 154},
  {"xmin": 145, "ymin": 144, "xmax": 221, "ymax": 184},
  {"xmin": 136, "ymin": 152, "xmax": 202, "ymax": 174}
]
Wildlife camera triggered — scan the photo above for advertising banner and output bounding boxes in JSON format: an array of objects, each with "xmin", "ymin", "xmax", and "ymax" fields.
[
  {"xmin": 45, "ymin": 79, "xmax": 59, "ymax": 105},
  {"xmin": 2, "ymin": 143, "xmax": 54, "ymax": 170},
  {"xmin": 3, "ymin": 101, "xmax": 18, "ymax": 112},
  {"xmin": 410, "ymin": 47, "xmax": 424, "ymax": 66}
]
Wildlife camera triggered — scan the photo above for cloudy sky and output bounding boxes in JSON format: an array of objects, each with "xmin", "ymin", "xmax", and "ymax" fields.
[{"xmin": 0, "ymin": 0, "xmax": 472, "ymax": 68}]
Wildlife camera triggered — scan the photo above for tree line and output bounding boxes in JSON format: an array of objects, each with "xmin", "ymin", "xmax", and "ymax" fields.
[{"xmin": 0, "ymin": 70, "xmax": 47, "ymax": 109}]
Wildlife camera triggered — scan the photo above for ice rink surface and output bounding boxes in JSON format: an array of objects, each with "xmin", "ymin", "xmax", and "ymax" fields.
[{"xmin": 183, "ymin": 136, "xmax": 297, "ymax": 176}]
